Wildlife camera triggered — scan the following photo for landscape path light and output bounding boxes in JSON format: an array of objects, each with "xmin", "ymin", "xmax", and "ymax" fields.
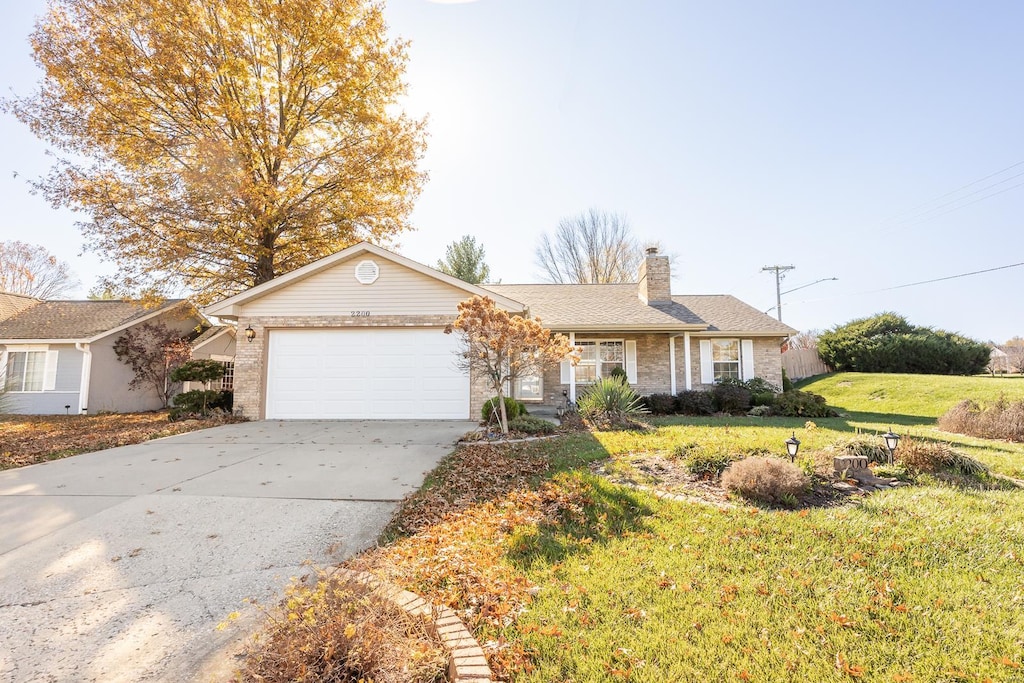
[
  {"xmin": 785, "ymin": 432, "xmax": 801, "ymax": 463},
  {"xmin": 882, "ymin": 428, "xmax": 900, "ymax": 465}
]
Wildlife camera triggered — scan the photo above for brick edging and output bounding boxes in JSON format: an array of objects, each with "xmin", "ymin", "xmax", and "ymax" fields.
[
  {"xmin": 457, "ymin": 433, "xmax": 563, "ymax": 447},
  {"xmin": 331, "ymin": 568, "xmax": 493, "ymax": 682}
]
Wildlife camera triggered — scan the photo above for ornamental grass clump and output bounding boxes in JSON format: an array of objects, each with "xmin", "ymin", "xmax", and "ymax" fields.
[
  {"xmin": 577, "ymin": 377, "xmax": 649, "ymax": 429},
  {"xmin": 897, "ymin": 437, "xmax": 989, "ymax": 477},
  {"xmin": 721, "ymin": 456, "xmax": 810, "ymax": 505},
  {"xmin": 237, "ymin": 571, "xmax": 447, "ymax": 683},
  {"xmin": 938, "ymin": 397, "xmax": 1024, "ymax": 442}
]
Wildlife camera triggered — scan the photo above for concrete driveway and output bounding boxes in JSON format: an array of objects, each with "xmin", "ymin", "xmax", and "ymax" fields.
[{"xmin": 0, "ymin": 419, "xmax": 474, "ymax": 682}]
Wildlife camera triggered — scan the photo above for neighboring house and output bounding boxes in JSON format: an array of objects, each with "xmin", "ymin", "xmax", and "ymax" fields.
[
  {"xmin": 989, "ymin": 346, "xmax": 1011, "ymax": 374},
  {"xmin": 184, "ymin": 325, "xmax": 237, "ymax": 391},
  {"xmin": 0, "ymin": 291, "xmax": 41, "ymax": 321},
  {"xmin": 205, "ymin": 242, "xmax": 795, "ymax": 421},
  {"xmin": 0, "ymin": 299, "xmax": 203, "ymax": 414}
]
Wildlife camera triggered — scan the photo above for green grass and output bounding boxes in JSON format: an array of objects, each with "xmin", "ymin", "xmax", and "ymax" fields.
[
  {"xmin": 507, "ymin": 477, "xmax": 1024, "ymax": 681},
  {"xmin": 376, "ymin": 373, "xmax": 1024, "ymax": 680},
  {"xmin": 798, "ymin": 372, "xmax": 1024, "ymax": 420}
]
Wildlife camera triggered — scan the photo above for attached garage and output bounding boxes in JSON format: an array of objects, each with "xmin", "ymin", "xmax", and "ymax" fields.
[{"xmin": 265, "ymin": 328, "xmax": 468, "ymax": 419}]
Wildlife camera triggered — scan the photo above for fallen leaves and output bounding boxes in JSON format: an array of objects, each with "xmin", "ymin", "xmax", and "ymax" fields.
[{"xmin": 0, "ymin": 412, "xmax": 242, "ymax": 469}]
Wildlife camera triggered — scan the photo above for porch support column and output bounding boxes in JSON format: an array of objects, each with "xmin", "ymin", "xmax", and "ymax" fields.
[
  {"xmin": 669, "ymin": 335, "xmax": 677, "ymax": 394},
  {"xmin": 683, "ymin": 331, "xmax": 692, "ymax": 391},
  {"xmin": 568, "ymin": 331, "xmax": 577, "ymax": 403}
]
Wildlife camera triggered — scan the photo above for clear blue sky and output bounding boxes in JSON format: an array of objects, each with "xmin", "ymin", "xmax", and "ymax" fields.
[{"xmin": 1, "ymin": 1, "xmax": 1022, "ymax": 342}]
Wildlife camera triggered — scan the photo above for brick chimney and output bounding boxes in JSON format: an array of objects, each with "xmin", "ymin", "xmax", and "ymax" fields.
[{"xmin": 638, "ymin": 246, "xmax": 671, "ymax": 304}]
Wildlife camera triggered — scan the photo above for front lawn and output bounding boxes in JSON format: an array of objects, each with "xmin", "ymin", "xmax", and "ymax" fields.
[
  {"xmin": 238, "ymin": 375, "xmax": 1024, "ymax": 681},
  {"xmin": 0, "ymin": 412, "xmax": 236, "ymax": 469}
]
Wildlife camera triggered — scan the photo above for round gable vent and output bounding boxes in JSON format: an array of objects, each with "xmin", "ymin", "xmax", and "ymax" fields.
[{"xmin": 354, "ymin": 259, "xmax": 380, "ymax": 284}]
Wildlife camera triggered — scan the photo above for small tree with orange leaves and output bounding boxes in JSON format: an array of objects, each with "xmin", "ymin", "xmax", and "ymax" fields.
[{"xmin": 446, "ymin": 296, "xmax": 575, "ymax": 434}]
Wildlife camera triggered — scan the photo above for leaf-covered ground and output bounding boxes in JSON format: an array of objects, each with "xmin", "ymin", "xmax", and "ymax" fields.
[{"xmin": 0, "ymin": 412, "xmax": 240, "ymax": 470}]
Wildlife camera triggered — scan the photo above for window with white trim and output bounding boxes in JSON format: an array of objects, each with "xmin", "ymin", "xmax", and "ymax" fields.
[
  {"xmin": 219, "ymin": 361, "xmax": 234, "ymax": 391},
  {"xmin": 576, "ymin": 340, "xmax": 624, "ymax": 383},
  {"xmin": 711, "ymin": 339, "xmax": 740, "ymax": 382},
  {"xmin": 5, "ymin": 350, "xmax": 46, "ymax": 392}
]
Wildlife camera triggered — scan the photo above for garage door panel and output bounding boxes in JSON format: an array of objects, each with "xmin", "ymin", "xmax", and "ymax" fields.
[{"xmin": 266, "ymin": 328, "xmax": 468, "ymax": 419}]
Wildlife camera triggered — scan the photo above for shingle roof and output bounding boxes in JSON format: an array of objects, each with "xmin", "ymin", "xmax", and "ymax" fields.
[
  {"xmin": 672, "ymin": 295, "xmax": 796, "ymax": 334},
  {"xmin": 0, "ymin": 292, "xmax": 41, "ymax": 321},
  {"xmin": 0, "ymin": 299, "xmax": 186, "ymax": 340},
  {"xmin": 482, "ymin": 284, "xmax": 794, "ymax": 335}
]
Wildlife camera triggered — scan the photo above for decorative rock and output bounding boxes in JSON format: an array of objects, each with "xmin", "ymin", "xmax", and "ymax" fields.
[
  {"xmin": 834, "ymin": 455, "xmax": 870, "ymax": 476},
  {"xmin": 832, "ymin": 481, "xmax": 860, "ymax": 493}
]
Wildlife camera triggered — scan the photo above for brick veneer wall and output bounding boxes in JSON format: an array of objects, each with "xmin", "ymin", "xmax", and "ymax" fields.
[
  {"xmin": 234, "ymin": 315, "xmax": 457, "ymax": 419},
  {"xmin": 534, "ymin": 334, "xmax": 788, "ymax": 407},
  {"xmin": 681, "ymin": 336, "xmax": 786, "ymax": 391}
]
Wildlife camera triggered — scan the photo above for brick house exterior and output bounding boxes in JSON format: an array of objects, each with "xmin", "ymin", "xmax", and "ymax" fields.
[{"xmin": 205, "ymin": 242, "xmax": 795, "ymax": 420}]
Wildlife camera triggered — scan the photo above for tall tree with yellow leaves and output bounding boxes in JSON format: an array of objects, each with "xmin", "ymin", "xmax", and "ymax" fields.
[{"xmin": 5, "ymin": 0, "xmax": 427, "ymax": 302}]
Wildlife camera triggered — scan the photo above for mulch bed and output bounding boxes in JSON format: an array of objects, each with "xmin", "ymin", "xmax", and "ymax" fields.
[
  {"xmin": 0, "ymin": 412, "xmax": 244, "ymax": 470},
  {"xmin": 596, "ymin": 452, "xmax": 854, "ymax": 509}
]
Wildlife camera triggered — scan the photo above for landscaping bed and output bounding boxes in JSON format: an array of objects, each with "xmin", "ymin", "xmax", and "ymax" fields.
[{"xmin": 0, "ymin": 411, "xmax": 242, "ymax": 470}]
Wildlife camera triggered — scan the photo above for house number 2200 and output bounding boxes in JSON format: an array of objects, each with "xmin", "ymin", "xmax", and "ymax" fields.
[{"xmin": 351, "ymin": 311, "xmax": 371, "ymax": 317}]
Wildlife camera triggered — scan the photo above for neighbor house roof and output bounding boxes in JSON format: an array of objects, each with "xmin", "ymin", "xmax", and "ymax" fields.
[
  {"xmin": 0, "ymin": 291, "xmax": 41, "ymax": 321},
  {"xmin": 0, "ymin": 299, "xmax": 188, "ymax": 342},
  {"xmin": 483, "ymin": 284, "xmax": 795, "ymax": 335}
]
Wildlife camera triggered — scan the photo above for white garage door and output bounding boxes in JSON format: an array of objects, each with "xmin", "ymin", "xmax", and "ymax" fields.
[{"xmin": 265, "ymin": 328, "xmax": 469, "ymax": 419}]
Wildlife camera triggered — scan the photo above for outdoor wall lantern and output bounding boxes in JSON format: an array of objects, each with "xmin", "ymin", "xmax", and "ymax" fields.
[
  {"xmin": 785, "ymin": 432, "xmax": 801, "ymax": 462},
  {"xmin": 882, "ymin": 428, "xmax": 900, "ymax": 465},
  {"xmin": 244, "ymin": 325, "xmax": 256, "ymax": 343}
]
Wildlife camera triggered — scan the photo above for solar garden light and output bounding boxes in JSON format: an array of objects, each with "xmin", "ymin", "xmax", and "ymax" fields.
[
  {"xmin": 784, "ymin": 432, "xmax": 801, "ymax": 463},
  {"xmin": 244, "ymin": 324, "xmax": 256, "ymax": 343},
  {"xmin": 882, "ymin": 428, "xmax": 900, "ymax": 465}
]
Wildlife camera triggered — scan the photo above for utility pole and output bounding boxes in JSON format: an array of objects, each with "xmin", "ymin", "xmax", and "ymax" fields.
[{"xmin": 762, "ymin": 265, "xmax": 795, "ymax": 322}]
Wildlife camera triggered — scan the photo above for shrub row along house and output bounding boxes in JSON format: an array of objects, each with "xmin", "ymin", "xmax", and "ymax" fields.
[
  {"xmin": 0, "ymin": 293, "xmax": 232, "ymax": 414},
  {"xmin": 204, "ymin": 242, "xmax": 795, "ymax": 420}
]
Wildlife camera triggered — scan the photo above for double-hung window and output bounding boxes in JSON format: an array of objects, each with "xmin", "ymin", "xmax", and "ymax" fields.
[
  {"xmin": 5, "ymin": 350, "xmax": 47, "ymax": 392},
  {"xmin": 711, "ymin": 340, "xmax": 741, "ymax": 382},
  {"xmin": 575, "ymin": 340, "xmax": 624, "ymax": 383}
]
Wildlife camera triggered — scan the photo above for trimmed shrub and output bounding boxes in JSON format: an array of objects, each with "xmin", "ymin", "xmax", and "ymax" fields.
[
  {"xmin": 897, "ymin": 438, "xmax": 988, "ymax": 476},
  {"xmin": 747, "ymin": 405, "xmax": 772, "ymax": 417},
  {"xmin": 644, "ymin": 393, "xmax": 678, "ymax": 415},
  {"xmin": 751, "ymin": 392, "xmax": 775, "ymax": 407},
  {"xmin": 508, "ymin": 415, "xmax": 556, "ymax": 435},
  {"xmin": 170, "ymin": 358, "xmax": 226, "ymax": 385},
  {"xmin": 721, "ymin": 456, "xmax": 810, "ymax": 505},
  {"xmin": 817, "ymin": 312, "xmax": 989, "ymax": 375},
  {"xmin": 169, "ymin": 389, "xmax": 232, "ymax": 420},
  {"xmin": 771, "ymin": 390, "xmax": 837, "ymax": 418},
  {"xmin": 781, "ymin": 368, "xmax": 794, "ymax": 393},
  {"xmin": 741, "ymin": 377, "xmax": 781, "ymax": 394},
  {"xmin": 577, "ymin": 377, "xmax": 649, "ymax": 421},
  {"xmin": 676, "ymin": 390, "xmax": 714, "ymax": 416},
  {"xmin": 481, "ymin": 396, "xmax": 524, "ymax": 423},
  {"xmin": 608, "ymin": 366, "xmax": 629, "ymax": 384},
  {"xmin": 712, "ymin": 383, "xmax": 752, "ymax": 414},
  {"xmin": 938, "ymin": 398, "xmax": 1024, "ymax": 442},
  {"xmin": 675, "ymin": 444, "xmax": 737, "ymax": 479}
]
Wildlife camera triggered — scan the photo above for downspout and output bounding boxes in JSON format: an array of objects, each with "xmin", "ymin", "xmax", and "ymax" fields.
[
  {"xmin": 683, "ymin": 331, "xmax": 692, "ymax": 391},
  {"xmin": 568, "ymin": 332, "xmax": 576, "ymax": 404},
  {"xmin": 75, "ymin": 342, "xmax": 92, "ymax": 414}
]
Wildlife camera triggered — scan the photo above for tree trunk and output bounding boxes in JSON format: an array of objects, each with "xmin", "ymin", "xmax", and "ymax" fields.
[{"xmin": 497, "ymin": 389, "xmax": 509, "ymax": 434}]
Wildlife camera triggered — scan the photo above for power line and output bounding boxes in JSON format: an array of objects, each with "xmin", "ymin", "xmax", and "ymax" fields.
[
  {"xmin": 887, "ymin": 169, "xmax": 1024, "ymax": 227},
  {"xmin": 783, "ymin": 261, "xmax": 1024, "ymax": 309},
  {"xmin": 878, "ymin": 159, "xmax": 1024, "ymax": 227}
]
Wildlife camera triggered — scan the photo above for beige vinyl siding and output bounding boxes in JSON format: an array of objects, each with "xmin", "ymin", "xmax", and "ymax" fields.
[{"xmin": 242, "ymin": 257, "xmax": 471, "ymax": 317}]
